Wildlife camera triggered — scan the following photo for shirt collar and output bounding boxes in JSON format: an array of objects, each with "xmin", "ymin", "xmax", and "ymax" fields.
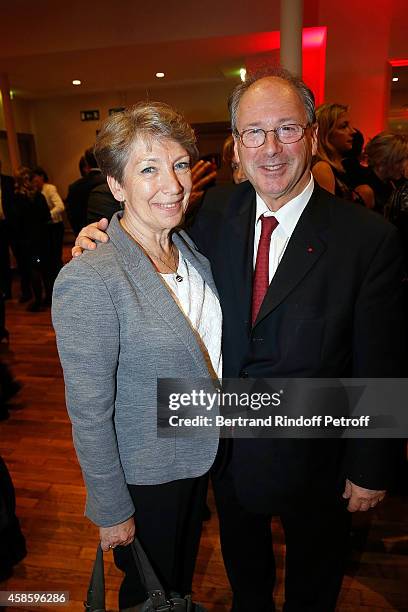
[{"xmin": 255, "ymin": 174, "xmax": 314, "ymax": 236}]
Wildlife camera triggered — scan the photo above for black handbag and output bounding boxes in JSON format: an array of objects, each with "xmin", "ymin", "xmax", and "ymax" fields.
[
  {"xmin": 84, "ymin": 541, "xmax": 207, "ymax": 612},
  {"xmin": 84, "ymin": 544, "xmax": 105, "ymax": 612}
]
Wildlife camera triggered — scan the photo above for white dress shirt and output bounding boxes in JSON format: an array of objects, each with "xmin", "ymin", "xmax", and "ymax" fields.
[
  {"xmin": 42, "ymin": 183, "xmax": 65, "ymax": 224},
  {"xmin": 253, "ymin": 175, "xmax": 314, "ymax": 282}
]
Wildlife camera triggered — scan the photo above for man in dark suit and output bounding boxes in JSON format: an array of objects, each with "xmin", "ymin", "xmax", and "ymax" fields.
[
  {"xmin": 86, "ymin": 182, "xmax": 121, "ymax": 225},
  {"xmin": 0, "ymin": 163, "xmax": 15, "ymax": 299},
  {"xmin": 65, "ymin": 148, "xmax": 106, "ymax": 236},
  {"xmin": 74, "ymin": 69, "xmax": 405, "ymax": 611},
  {"xmin": 188, "ymin": 70, "xmax": 405, "ymax": 611}
]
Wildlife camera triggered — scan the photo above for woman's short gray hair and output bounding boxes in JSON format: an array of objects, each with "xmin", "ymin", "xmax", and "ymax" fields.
[
  {"xmin": 94, "ymin": 101, "xmax": 199, "ymax": 184},
  {"xmin": 365, "ymin": 132, "xmax": 408, "ymax": 175},
  {"xmin": 228, "ymin": 66, "xmax": 316, "ymax": 135}
]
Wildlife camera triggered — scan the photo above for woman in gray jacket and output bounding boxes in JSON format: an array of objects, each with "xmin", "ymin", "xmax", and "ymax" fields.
[{"xmin": 52, "ymin": 102, "xmax": 222, "ymax": 610}]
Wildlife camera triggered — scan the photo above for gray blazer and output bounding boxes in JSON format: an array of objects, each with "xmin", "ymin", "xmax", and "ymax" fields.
[{"xmin": 52, "ymin": 213, "xmax": 220, "ymax": 527}]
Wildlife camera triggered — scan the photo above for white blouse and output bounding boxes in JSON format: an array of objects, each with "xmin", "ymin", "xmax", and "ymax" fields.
[{"xmin": 161, "ymin": 255, "xmax": 222, "ymax": 379}]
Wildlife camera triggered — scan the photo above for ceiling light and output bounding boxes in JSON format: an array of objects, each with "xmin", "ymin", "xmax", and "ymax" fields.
[
  {"xmin": 72, "ymin": 79, "xmax": 81, "ymax": 86},
  {"xmin": 240, "ymin": 68, "xmax": 247, "ymax": 82},
  {"xmin": 156, "ymin": 72, "xmax": 165, "ymax": 78},
  {"xmin": 392, "ymin": 77, "xmax": 399, "ymax": 82}
]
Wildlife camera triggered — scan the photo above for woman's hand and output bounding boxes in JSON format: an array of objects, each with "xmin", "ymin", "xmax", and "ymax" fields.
[{"xmin": 99, "ymin": 516, "xmax": 135, "ymax": 551}]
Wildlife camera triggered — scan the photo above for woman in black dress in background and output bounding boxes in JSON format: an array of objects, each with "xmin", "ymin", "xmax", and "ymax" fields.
[{"xmin": 13, "ymin": 168, "xmax": 51, "ymax": 311}]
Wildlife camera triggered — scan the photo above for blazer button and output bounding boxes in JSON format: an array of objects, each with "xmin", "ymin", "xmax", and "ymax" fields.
[{"xmin": 240, "ymin": 370, "xmax": 249, "ymax": 378}]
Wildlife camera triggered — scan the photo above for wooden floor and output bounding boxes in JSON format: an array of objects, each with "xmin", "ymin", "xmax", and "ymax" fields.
[{"xmin": 0, "ymin": 261, "xmax": 407, "ymax": 611}]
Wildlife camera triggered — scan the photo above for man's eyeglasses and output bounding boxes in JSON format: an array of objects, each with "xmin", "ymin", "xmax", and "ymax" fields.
[{"xmin": 238, "ymin": 124, "xmax": 311, "ymax": 148}]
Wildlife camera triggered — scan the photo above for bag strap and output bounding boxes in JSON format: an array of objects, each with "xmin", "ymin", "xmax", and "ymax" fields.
[
  {"xmin": 84, "ymin": 544, "xmax": 106, "ymax": 612},
  {"xmin": 130, "ymin": 539, "xmax": 168, "ymax": 609}
]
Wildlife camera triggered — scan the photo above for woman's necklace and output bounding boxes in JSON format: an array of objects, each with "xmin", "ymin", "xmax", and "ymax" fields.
[
  {"xmin": 142, "ymin": 243, "xmax": 183, "ymax": 283},
  {"xmin": 120, "ymin": 218, "xmax": 184, "ymax": 282}
]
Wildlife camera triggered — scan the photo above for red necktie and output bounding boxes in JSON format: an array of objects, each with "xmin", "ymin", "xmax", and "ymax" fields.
[{"xmin": 251, "ymin": 215, "xmax": 279, "ymax": 325}]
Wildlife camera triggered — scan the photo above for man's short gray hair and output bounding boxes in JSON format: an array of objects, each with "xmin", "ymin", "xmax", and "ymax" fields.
[
  {"xmin": 228, "ymin": 67, "xmax": 316, "ymax": 135},
  {"xmin": 94, "ymin": 101, "xmax": 198, "ymax": 184}
]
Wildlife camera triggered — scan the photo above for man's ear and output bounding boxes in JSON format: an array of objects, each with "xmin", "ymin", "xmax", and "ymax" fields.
[
  {"xmin": 233, "ymin": 134, "xmax": 241, "ymax": 163},
  {"xmin": 310, "ymin": 123, "xmax": 318, "ymax": 157},
  {"xmin": 107, "ymin": 175, "xmax": 126, "ymax": 203}
]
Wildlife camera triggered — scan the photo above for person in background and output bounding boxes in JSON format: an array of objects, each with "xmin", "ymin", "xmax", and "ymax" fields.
[
  {"xmin": 386, "ymin": 152, "xmax": 408, "ymax": 277},
  {"xmin": 312, "ymin": 103, "xmax": 367, "ymax": 206},
  {"xmin": 0, "ymin": 278, "xmax": 21, "ymax": 421},
  {"xmin": 222, "ymin": 135, "xmax": 247, "ymax": 184},
  {"xmin": 185, "ymin": 135, "xmax": 247, "ymax": 231},
  {"xmin": 342, "ymin": 129, "xmax": 367, "ymax": 185},
  {"xmin": 182, "ymin": 158, "xmax": 218, "ymax": 226},
  {"xmin": 0, "ymin": 161, "xmax": 16, "ymax": 301},
  {"xmin": 31, "ymin": 167, "xmax": 65, "ymax": 297},
  {"xmin": 14, "ymin": 167, "xmax": 51, "ymax": 311},
  {"xmin": 0, "ymin": 358, "xmax": 22, "ymax": 421},
  {"xmin": 189, "ymin": 159, "xmax": 218, "ymax": 203},
  {"xmin": 87, "ymin": 182, "xmax": 122, "ymax": 224},
  {"xmin": 362, "ymin": 132, "xmax": 408, "ymax": 215},
  {"xmin": 79, "ymin": 155, "xmax": 89, "ymax": 178},
  {"xmin": 65, "ymin": 148, "xmax": 105, "ymax": 235},
  {"xmin": 52, "ymin": 101, "xmax": 221, "ymax": 611},
  {"xmin": 0, "ymin": 294, "xmax": 8, "ymax": 346},
  {"xmin": 0, "ymin": 456, "xmax": 26, "ymax": 580},
  {"xmin": 0, "ymin": 233, "xmax": 22, "ymax": 420},
  {"xmin": 1, "ymin": 161, "xmax": 32, "ymax": 303}
]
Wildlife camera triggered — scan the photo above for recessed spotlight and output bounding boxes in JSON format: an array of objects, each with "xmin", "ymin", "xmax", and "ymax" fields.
[
  {"xmin": 240, "ymin": 68, "xmax": 246, "ymax": 82},
  {"xmin": 72, "ymin": 79, "xmax": 81, "ymax": 86},
  {"xmin": 156, "ymin": 72, "xmax": 165, "ymax": 78},
  {"xmin": 392, "ymin": 77, "xmax": 399, "ymax": 82}
]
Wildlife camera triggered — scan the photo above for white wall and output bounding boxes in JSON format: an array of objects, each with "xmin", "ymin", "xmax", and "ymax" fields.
[{"xmin": 30, "ymin": 81, "xmax": 233, "ymax": 195}]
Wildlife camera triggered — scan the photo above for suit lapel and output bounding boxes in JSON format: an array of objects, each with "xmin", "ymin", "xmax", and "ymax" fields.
[
  {"xmin": 107, "ymin": 213, "xmax": 210, "ymax": 371},
  {"xmin": 224, "ymin": 185, "xmax": 256, "ymax": 330},
  {"xmin": 254, "ymin": 186, "xmax": 329, "ymax": 326}
]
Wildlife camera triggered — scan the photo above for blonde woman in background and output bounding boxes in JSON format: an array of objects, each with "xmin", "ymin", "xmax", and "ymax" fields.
[{"xmin": 312, "ymin": 103, "xmax": 366, "ymax": 204}]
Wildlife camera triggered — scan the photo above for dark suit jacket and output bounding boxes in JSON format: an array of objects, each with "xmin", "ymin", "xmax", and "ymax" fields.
[
  {"xmin": 87, "ymin": 183, "xmax": 121, "ymax": 224},
  {"xmin": 65, "ymin": 170, "xmax": 106, "ymax": 235},
  {"xmin": 0, "ymin": 174, "xmax": 15, "ymax": 224},
  {"xmin": 189, "ymin": 181, "xmax": 406, "ymax": 512}
]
